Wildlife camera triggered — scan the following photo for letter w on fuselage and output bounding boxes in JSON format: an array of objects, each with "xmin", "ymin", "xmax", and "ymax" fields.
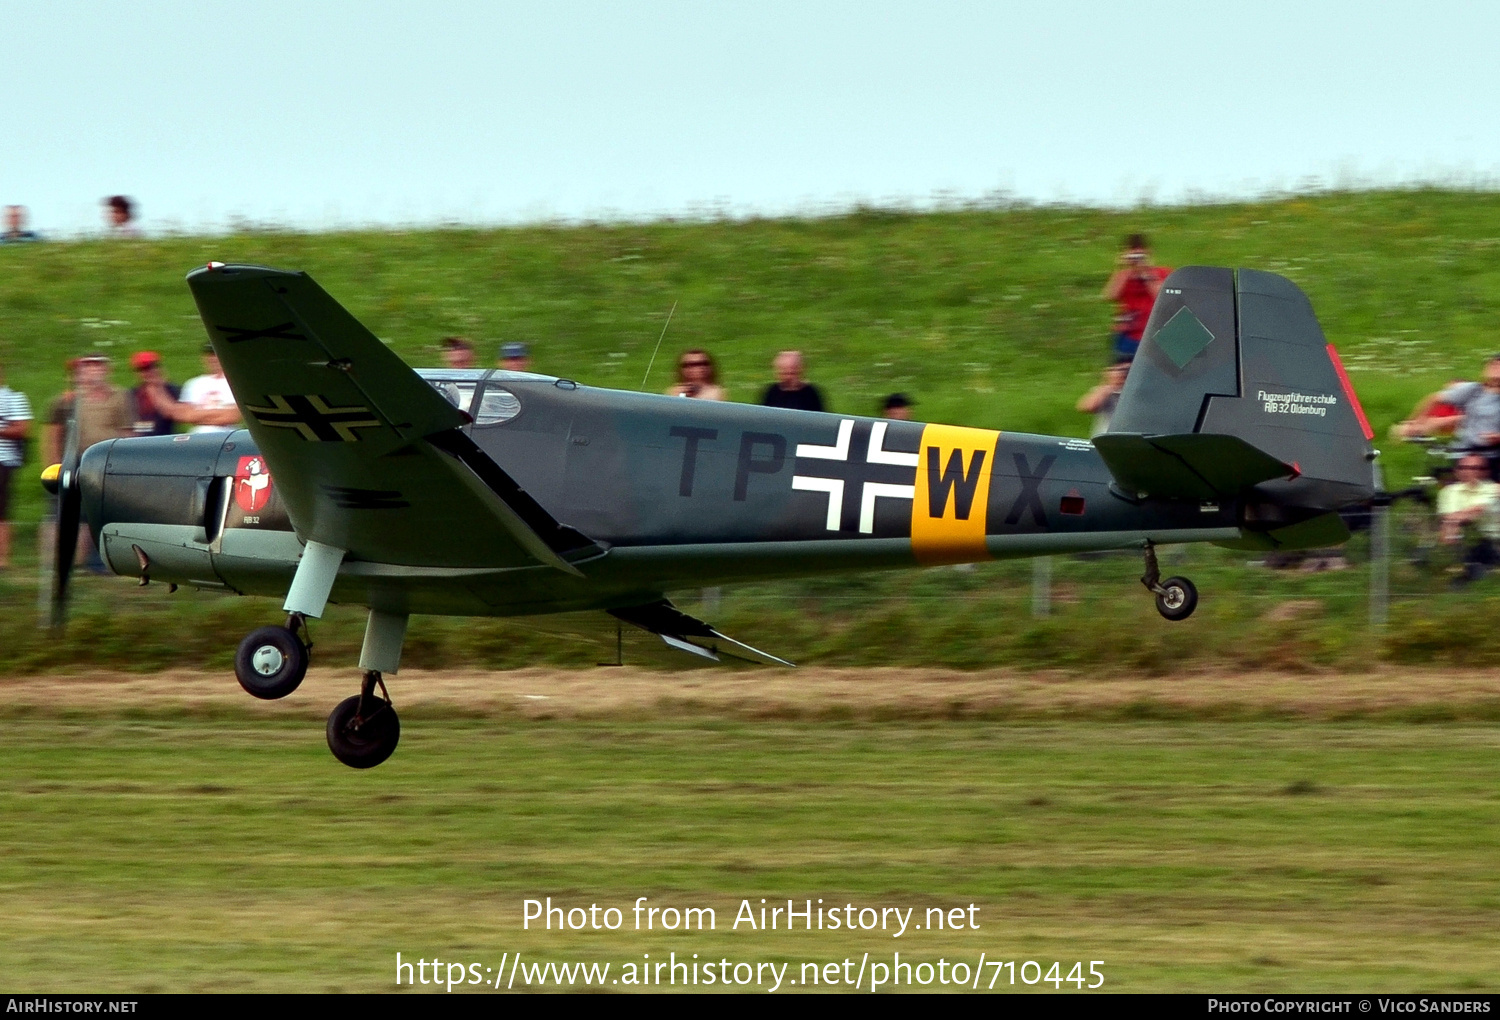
[{"xmin": 926, "ymin": 447, "xmax": 986, "ymax": 519}]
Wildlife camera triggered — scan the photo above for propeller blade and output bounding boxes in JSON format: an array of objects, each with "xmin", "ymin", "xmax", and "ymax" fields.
[{"xmin": 50, "ymin": 414, "xmax": 80, "ymax": 629}]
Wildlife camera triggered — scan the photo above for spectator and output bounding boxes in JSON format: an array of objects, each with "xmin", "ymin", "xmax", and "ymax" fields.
[
  {"xmin": 441, "ymin": 336, "xmax": 475, "ymax": 369},
  {"xmin": 1076, "ymin": 362, "xmax": 1129, "ymax": 436},
  {"xmin": 1, "ymin": 205, "xmax": 40, "ymax": 243},
  {"xmin": 665, "ymin": 352, "xmax": 727, "ymax": 614},
  {"xmin": 45, "ymin": 355, "xmax": 132, "ymax": 461},
  {"xmin": 1438, "ymin": 454, "xmax": 1500, "ymax": 585},
  {"xmin": 128, "ymin": 351, "xmax": 181, "ymax": 436},
  {"xmin": 0, "ymin": 363, "xmax": 33, "ymax": 569},
  {"xmin": 761, "ymin": 350, "xmax": 825, "ymax": 413},
  {"xmin": 144, "ymin": 346, "xmax": 240, "ymax": 432},
  {"xmin": 1101, "ymin": 233, "xmax": 1170, "ymax": 362},
  {"xmin": 499, "ymin": 342, "xmax": 532, "ymax": 373},
  {"xmin": 104, "ymin": 195, "xmax": 141, "ymax": 238},
  {"xmin": 882, "ymin": 394, "xmax": 914, "ymax": 420},
  {"xmin": 46, "ymin": 355, "xmax": 132, "ymax": 573},
  {"xmin": 1392, "ymin": 382, "xmax": 1466, "ymax": 441},
  {"xmin": 1433, "ymin": 358, "xmax": 1500, "ymax": 475},
  {"xmin": 666, "ymin": 349, "xmax": 726, "ymax": 400}
]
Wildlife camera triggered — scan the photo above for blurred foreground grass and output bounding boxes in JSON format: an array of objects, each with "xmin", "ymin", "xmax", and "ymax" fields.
[{"xmin": 0, "ymin": 717, "xmax": 1495, "ymax": 991}]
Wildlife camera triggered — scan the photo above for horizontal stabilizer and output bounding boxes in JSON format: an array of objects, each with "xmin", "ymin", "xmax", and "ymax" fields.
[
  {"xmin": 609, "ymin": 600, "xmax": 794, "ymax": 667},
  {"xmin": 1093, "ymin": 432, "xmax": 1296, "ymax": 502},
  {"xmin": 1216, "ymin": 511, "xmax": 1351, "ymax": 551}
]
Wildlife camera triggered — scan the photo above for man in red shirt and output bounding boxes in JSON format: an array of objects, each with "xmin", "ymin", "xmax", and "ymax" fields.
[{"xmin": 1102, "ymin": 233, "xmax": 1170, "ymax": 363}]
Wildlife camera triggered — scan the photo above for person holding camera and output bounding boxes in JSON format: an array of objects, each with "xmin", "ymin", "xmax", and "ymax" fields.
[
  {"xmin": 667, "ymin": 348, "xmax": 726, "ymax": 401},
  {"xmin": 1102, "ymin": 233, "xmax": 1170, "ymax": 363}
]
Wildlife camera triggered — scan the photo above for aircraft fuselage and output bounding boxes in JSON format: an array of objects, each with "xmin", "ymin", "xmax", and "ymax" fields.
[{"xmin": 80, "ymin": 371, "xmax": 1240, "ymax": 617}]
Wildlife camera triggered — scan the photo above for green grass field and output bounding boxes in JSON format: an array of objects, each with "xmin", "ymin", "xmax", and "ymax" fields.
[{"xmin": 2, "ymin": 707, "xmax": 1497, "ymax": 992}]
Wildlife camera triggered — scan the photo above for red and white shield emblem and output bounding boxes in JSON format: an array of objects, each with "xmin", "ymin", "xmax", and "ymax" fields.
[{"xmin": 235, "ymin": 455, "xmax": 273, "ymax": 513}]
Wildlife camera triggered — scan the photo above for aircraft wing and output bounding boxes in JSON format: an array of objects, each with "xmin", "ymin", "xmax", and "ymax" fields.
[{"xmin": 186, "ymin": 263, "xmax": 601, "ymax": 573}]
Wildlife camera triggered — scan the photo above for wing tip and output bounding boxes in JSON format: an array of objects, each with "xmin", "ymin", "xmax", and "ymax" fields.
[{"xmin": 185, "ymin": 262, "xmax": 304, "ymax": 285}]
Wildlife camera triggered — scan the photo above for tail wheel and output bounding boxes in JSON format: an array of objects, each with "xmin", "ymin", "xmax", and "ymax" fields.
[
  {"xmin": 326, "ymin": 694, "xmax": 400, "ymax": 769},
  {"xmin": 1154, "ymin": 576, "xmax": 1198, "ymax": 621},
  {"xmin": 234, "ymin": 625, "xmax": 309, "ymax": 700}
]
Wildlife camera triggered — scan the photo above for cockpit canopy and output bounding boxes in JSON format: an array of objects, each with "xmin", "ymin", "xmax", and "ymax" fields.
[{"xmin": 414, "ymin": 368, "xmax": 543, "ymax": 426}]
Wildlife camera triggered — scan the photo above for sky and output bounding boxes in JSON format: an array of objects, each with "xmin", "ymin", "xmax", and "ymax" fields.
[{"xmin": 4, "ymin": 1, "xmax": 1498, "ymax": 235}]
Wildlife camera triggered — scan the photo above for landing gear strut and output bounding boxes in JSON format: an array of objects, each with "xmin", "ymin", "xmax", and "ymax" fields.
[
  {"xmin": 326, "ymin": 671, "xmax": 401, "ymax": 769},
  {"xmin": 233, "ymin": 613, "xmax": 311, "ymax": 700},
  {"xmin": 1141, "ymin": 542, "xmax": 1198, "ymax": 621},
  {"xmin": 238, "ymin": 571, "xmax": 409, "ymax": 769}
]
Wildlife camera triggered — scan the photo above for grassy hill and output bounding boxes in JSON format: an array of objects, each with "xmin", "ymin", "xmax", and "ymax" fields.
[
  {"xmin": 5, "ymin": 190, "xmax": 1496, "ymax": 489},
  {"xmin": 3, "ymin": 188, "xmax": 1499, "ymax": 670}
]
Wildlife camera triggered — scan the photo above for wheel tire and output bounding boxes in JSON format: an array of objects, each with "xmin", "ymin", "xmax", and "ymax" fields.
[
  {"xmin": 234, "ymin": 625, "xmax": 309, "ymax": 700},
  {"xmin": 1154, "ymin": 576, "xmax": 1198, "ymax": 621},
  {"xmin": 326, "ymin": 695, "xmax": 400, "ymax": 769}
]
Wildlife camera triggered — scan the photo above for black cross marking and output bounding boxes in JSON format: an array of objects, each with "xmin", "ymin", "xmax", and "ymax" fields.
[
  {"xmin": 1003, "ymin": 453, "xmax": 1055, "ymax": 527},
  {"xmin": 322, "ymin": 485, "xmax": 410, "ymax": 510},
  {"xmin": 792, "ymin": 420, "xmax": 920, "ymax": 534},
  {"xmin": 216, "ymin": 322, "xmax": 308, "ymax": 344},
  {"xmin": 244, "ymin": 395, "xmax": 383, "ymax": 442}
]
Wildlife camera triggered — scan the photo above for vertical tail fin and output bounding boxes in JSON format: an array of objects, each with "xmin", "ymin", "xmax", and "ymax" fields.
[{"xmin": 1105, "ymin": 266, "xmax": 1376, "ymax": 516}]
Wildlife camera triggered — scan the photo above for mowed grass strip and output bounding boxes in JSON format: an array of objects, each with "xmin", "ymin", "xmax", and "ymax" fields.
[
  {"xmin": 0, "ymin": 717, "xmax": 1496, "ymax": 991},
  {"xmin": 6, "ymin": 666, "xmax": 1500, "ymax": 722}
]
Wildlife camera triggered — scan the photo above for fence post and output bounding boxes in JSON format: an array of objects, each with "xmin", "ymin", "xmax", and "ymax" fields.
[
  {"xmin": 1369, "ymin": 502, "xmax": 1389, "ymax": 629},
  {"xmin": 1031, "ymin": 556, "xmax": 1052, "ymax": 618},
  {"xmin": 36, "ymin": 520, "xmax": 53, "ymax": 629}
]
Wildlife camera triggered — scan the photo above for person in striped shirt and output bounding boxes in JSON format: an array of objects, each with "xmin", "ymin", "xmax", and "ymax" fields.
[{"xmin": 0, "ymin": 365, "xmax": 33, "ymax": 569}]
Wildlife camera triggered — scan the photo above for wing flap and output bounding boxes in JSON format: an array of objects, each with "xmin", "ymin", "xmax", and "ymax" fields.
[{"xmin": 610, "ymin": 600, "xmax": 795, "ymax": 666}]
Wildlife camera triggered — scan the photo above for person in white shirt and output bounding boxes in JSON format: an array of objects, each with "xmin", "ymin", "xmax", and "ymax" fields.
[
  {"xmin": 145, "ymin": 347, "xmax": 241, "ymax": 432},
  {"xmin": 1438, "ymin": 454, "xmax": 1500, "ymax": 586}
]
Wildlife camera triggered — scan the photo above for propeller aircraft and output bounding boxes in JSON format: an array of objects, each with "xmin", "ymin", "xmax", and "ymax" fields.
[{"xmin": 43, "ymin": 264, "xmax": 1377, "ymax": 768}]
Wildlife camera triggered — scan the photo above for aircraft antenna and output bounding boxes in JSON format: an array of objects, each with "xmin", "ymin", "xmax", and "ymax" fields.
[{"xmin": 639, "ymin": 300, "xmax": 678, "ymax": 390}]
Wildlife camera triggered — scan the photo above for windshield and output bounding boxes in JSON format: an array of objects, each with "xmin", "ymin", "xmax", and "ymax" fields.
[{"xmin": 412, "ymin": 367, "xmax": 555, "ymax": 416}]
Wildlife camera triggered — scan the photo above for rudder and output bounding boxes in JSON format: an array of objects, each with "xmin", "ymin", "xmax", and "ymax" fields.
[{"xmin": 1105, "ymin": 266, "xmax": 1376, "ymax": 527}]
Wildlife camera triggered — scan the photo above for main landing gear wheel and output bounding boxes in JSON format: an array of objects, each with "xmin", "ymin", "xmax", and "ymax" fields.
[
  {"xmin": 326, "ymin": 671, "xmax": 400, "ymax": 769},
  {"xmin": 1140, "ymin": 542, "xmax": 1198, "ymax": 622},
  {"xmin": 234, "ymin": 617, "xmax": 310, "ymax": 700},
  {"xmin": 1154, "ymin": 576, "xmax": 1198, "ymax": 621}
]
